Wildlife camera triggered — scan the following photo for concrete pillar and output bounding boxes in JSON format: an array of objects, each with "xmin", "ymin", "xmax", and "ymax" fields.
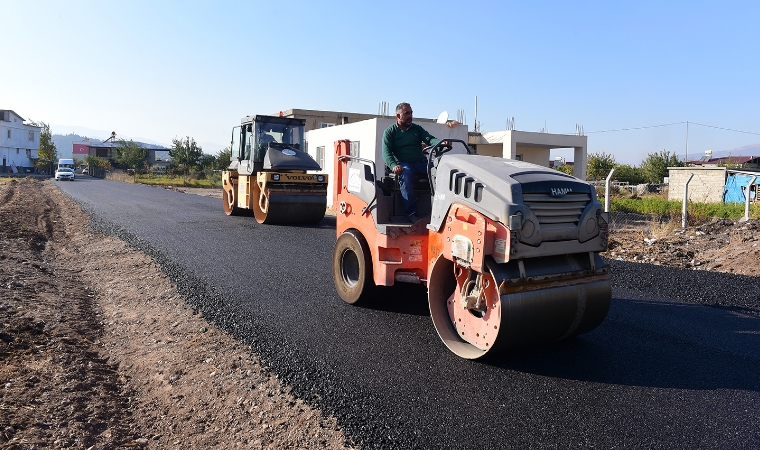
[{"xmin": 574, "ymin": 146, "xmax": 587, "ymax": 180}]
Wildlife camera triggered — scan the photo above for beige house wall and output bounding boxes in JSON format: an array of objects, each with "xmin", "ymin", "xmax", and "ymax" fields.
[
  {"xmin": 516, "ymin": 146, "xmax": 550, "ymax": 166},
  {"xmin": 474, "ymin": 144, "xmax": 503, "ymax": 157},
  {"xmin": 470, "ymin": 143, "xmax": 549, "ymax": 165},
  {"xmin": 667, "ymin": 167, "xmax": 726, "ymax": 203},
  {"xmin": 471, "ymin": 130, "xmax": 588, "ymax": 180}
]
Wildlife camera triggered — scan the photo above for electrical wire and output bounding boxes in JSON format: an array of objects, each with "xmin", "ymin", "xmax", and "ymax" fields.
[
  {"xmin": 587, "ymin": 122, "xmax": 686, "ymax": 133},
  {"xmin": 586, "ymin": 121, "xmax": 760, "ymax": 136},
  {"xmin": 689, "ymin": 122, "xmax": 760, "ymax": 136}
]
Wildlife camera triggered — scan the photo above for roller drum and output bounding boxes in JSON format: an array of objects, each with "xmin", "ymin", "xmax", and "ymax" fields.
[
  {"xmin": 495, "ymin": 278, "xmax": 611, "ymax": 349},
  {"xmin": 253, "ymin": 189, "xmax": 327, "ymax": 225},
  {"xmin": 429, "ymin": 253, "xmax": 611, "ymax": 359}
]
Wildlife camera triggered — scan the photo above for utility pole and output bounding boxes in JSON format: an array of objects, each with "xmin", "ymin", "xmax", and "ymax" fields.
[{"xmin": 685, "ymin": 121, "xmax": 689, "ymax": 162}]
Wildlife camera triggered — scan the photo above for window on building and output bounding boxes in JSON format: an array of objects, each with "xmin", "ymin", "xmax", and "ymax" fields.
[
  {"xmin": 28, "ymin": 131, "xmax": 34, "ymax": 141},
  {"xmin": 16, "ymin": 148, "xmax": 20, "ymax": 154},
  {"xmin": 350, "ymin": 141, "xmax": 360, "ymax": 157},
  {"xmin": 26, "ymin": 149, "xmax": 31, "ymax": 158},
  {"xmin": 319, "ymin": 123, "xmax": 335, "ymax": 128},
  {"xmin": 316, "ymin": 146, "xmax": 325, "ymax": 169},
  {"xmin": 6, "ymin": 129, "xmax": 9, "ymax": 139}
]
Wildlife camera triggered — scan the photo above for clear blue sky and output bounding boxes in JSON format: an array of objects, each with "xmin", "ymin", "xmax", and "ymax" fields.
[{"xmin": 2, "ymin": 0, "xmax": 758, "ymax": 164}]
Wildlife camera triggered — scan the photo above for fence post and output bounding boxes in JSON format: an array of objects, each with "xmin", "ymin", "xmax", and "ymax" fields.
[
  {"xmin": 604, "ymin": 168, "xmax": 616, "ymax": 213},
  {"xmin": 741, "ymin": 176, "xmax": 757, "ymax": 222},
  {"xmin": 682, "ymin": 173, "xmax": 695, "ymax": 229}
]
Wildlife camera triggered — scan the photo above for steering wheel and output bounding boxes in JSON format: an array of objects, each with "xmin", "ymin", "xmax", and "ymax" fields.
[{"xmin": 425, "ymin": 139, "xmax": 473, "ymax": 194}]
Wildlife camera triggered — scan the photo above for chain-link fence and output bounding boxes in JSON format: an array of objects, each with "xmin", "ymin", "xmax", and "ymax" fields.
[
  {"xmin": 607, "ymin": 210, "xmax": 671, "ymax": 232},
  {"xmin": 592, "ymin": 180, "xmax": 674, "ymax": 232}
]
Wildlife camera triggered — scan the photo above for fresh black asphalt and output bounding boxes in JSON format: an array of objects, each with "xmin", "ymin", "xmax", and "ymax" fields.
[{"xmin": 56, "ymin": 177, "xmax": 760, "ymax": 449}]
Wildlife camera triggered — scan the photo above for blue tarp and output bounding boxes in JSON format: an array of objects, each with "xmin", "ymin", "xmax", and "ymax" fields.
[{"xmin": 723, "ymin": 174, "xmax": 758, "ymax": 203}]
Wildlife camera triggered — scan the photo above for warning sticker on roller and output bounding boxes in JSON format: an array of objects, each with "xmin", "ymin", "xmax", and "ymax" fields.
[
  {"xmin": 348, "ymin": 168, "xmax": 361, "ymax": 193},
  {"xmin": 408, "ymin": 254, "xmax": 423, "ymax": 262},
  {"xmin": 495, "ymin": 238, "xmax": 506, "ymax": 255}
]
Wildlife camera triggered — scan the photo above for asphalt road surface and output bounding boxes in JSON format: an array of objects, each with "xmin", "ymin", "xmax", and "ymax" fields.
[{"xmin": 56, "ymin": 177, "xmax": 760, "ymax": 449}]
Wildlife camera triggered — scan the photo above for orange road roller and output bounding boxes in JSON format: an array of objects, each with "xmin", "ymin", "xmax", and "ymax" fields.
[{"xmin": 332, "ymin": 139, "xmax": 611, "ymax": 359}]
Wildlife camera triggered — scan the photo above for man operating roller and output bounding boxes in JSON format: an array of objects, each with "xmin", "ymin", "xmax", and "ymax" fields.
[{"xmin": 382, "ymin": 102, "xmax": 452, "ymax": 223}]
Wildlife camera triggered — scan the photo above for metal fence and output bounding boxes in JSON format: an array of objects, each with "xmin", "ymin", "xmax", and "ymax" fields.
[{"xmin": 607, "ymin": 210, "xmax": 671, "ymax": 232}]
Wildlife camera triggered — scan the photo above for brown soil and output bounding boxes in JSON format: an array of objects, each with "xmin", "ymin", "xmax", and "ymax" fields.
[
  {"xmin": 608, "ymin": 218, "xmax": 760, "ymax": 275},
  {"xmin": 2, "ymin": 178, "xmax": 759, "ymax": 448},
  {"xmin": 0, "ymin": 178, "xmax": 355, "ymax": 449}
]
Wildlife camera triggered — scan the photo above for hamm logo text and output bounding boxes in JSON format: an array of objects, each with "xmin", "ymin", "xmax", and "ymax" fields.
[{"xmin": 550, "ymin": 187, "xmax": 573, "ymax": 197}]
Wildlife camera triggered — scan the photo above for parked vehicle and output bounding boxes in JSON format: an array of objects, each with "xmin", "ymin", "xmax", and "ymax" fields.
[
  {"xmin": 58, "ymin": 158, "xmax": 75, "ymax": 172},
  {"xmin": 55, "ymin": 167, "xmax": 75, "ymax": 181}
]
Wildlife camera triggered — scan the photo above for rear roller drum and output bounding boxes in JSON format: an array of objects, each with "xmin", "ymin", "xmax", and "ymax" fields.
[{"xmin": 333, "ymin": 230, "xmax": 375, "ymax": 305}]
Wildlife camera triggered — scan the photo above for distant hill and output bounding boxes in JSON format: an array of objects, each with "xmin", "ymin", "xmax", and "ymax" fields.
[
  {"xmin": 52, "ymin": 134, "xmax": 102, "ymax": 159},
  {"xmin": 682, "ymin": 143, "xmax": 760, "ymax": 162}
]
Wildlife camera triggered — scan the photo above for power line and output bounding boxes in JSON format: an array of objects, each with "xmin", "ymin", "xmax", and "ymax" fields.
[
  {"xmin": 587, "ymin": 122, "xmax": 685, "ymax": 133},
  {"xmin": 689, "ymin": 122, "xmax": 760, "ymax": 136},
  {"xmin": 586, "ymin": 121, "xmax": 760, "ymax": 136}
]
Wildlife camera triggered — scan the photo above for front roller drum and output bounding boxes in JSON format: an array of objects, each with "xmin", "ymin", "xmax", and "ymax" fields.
[
  {"xmin": 222, "ymin": 172, "xmax": 246, "ymax": 216},
  {"xmin": 253, "ymin": 183, "xmax": 326, "ymax": 225},
  {"xmin": 428, "ymin": 255, "xmax": 611, "ymax": 359}
]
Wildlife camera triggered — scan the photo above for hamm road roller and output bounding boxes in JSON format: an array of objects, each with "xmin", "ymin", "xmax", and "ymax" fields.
[
  {"xmin": 332, "ymin": 139, "xmax": 611, "ymax": 359},
  {"xmin": 222, "ymin": 115, "xmax": 328, "ymax": 224}
]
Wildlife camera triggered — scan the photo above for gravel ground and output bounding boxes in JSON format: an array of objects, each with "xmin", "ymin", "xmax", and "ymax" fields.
[{"xmin": 1, "ymin": 178, "xmax": 354, "ymax": 449}]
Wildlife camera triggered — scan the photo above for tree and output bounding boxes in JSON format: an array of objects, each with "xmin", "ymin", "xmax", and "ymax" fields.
[
  {"xmin": 84, "ymin": 155, "xmax": 111, "ymax": 170},
  {"xmin": 717, "ymin": 157, "xmax": 743, "ymax": 169},
  {"xmin": 640, "ymin": 150, "xmax": 683, "ymax": 184},
  {"xmin": 170, "ymin": 136, "xmax": 203, "ymax": 174},
  {"xmin": 199, "ymin": 154, "xmax": 216, "ymax": 169},
  {"xmin": 555, "ymin": 164, "xmax": 574, "ymax": 175},
  {"xmin": 612, "ymin": 164, "xmax": 646, "ymax": 185},
  {"xmin": 586, "ymin": 152, "xmax": 616, "ymax": 181},
  {"xmin": 113, "ymin": 139, "xmax": 147, "ymax": 170},
  {"xmin": 29, "ymin": 121, "xmax": 57, "ymax": 169},
  {"xmin": 215, "ymin": 147, "xmax": 231, "ymax": 170}
]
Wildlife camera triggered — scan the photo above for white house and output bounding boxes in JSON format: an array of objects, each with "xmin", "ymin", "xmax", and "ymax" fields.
[
  {"xmin": 306, "ymin": 118, "xmax": 470, "ymax": 208},
  {"xmin": 0, "ymin": 110, "xmax": 41, "ymax": 174},
  {"xmin": 468, "ymin": 130, "xmax": 588, "ymax": 180}
]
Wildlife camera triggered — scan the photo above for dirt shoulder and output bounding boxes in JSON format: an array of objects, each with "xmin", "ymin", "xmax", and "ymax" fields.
[
  {"xmin": 0, "ymin": 178, "xmax": 354, "ymax": 449},
  {"xmin": 608, "ymin": 217, "xmax": 760, "ymax": 276}
]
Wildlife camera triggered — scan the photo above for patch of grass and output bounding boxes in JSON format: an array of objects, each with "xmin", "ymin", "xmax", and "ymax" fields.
[
  {"xmin": 106, "ymin": 171, "xmax": 220, "ymax": 189},
  {"xmin": 135, "ymin": 174, "xmax": 220, "ymax": 188},
  {"xmin": 611, "ymin": 196, "xmax": 678, "ymax": 216},
  {"xmin": 611, "ymin": 195, "xmax": 760, "ymax": 222}
]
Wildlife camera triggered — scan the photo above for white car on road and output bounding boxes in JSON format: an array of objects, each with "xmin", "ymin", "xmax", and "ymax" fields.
[{"xmin": 55, "ymin": 168, "xmax": 76, "ymax": 181}]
